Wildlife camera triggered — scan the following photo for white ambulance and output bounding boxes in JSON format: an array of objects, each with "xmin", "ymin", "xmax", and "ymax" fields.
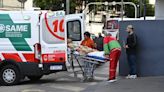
[{"xmin": 0, "ymin": 11, "xmax": 84, "ymax": 85}]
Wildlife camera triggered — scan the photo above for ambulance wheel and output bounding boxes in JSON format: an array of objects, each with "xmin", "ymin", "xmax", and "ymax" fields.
[
  {"xmin": 27, "ymin": 75, "xmax": 43, "ymax": 81},
  {"xmin": 0, "ymin": 65, "xmax": 20, "ymax": 86}
]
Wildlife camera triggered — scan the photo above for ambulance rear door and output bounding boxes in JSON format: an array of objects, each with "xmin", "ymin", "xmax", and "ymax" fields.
[
  {"xmin": 40, "ymin": 11, "xmax": 67, "ymax": 72},
  {"xmin": 65, "ymin": 13, "xmax": 84, "ymax": 44}
]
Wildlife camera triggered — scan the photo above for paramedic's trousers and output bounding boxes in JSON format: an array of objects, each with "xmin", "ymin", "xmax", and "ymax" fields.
[{"xmin": 109, "ymin": 48, "xmax": 121, "ymax": 80}]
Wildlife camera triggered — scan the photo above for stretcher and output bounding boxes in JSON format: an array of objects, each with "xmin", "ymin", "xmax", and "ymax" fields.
[{"xmin": 67, "ymin": 49, "xmax": 109, "ymax": 81}]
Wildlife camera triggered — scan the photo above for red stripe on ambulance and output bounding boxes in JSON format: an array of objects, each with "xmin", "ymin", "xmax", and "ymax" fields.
[
  {"xmin": 2, "ymin": 53, "xmax": 22, "ymax": 62},
  {"xmin": 42, "ymin": 53, "xmax": 65, "ymax": 63},
  {"xmin": 22, "ymin": 53, "xmax": 39, "ymax": 63},
  {"xmin": 1, "ymin": 53, "xmax": 66, "ymax": 63}
]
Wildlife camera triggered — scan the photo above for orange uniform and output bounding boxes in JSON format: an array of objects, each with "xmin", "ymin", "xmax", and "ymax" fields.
[{"xmin": 81, "ymin": 38, "xmax": 95, "ymax": 48}]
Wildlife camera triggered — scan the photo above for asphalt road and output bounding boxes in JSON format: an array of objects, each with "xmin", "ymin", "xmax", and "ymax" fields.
[
  {"xmin": 1, "ymin": 62, "xmax": 164, "ymax": 92},
  {"xmin": 0, "ymin": 62, "xmax": 109, "ymax": 92}
]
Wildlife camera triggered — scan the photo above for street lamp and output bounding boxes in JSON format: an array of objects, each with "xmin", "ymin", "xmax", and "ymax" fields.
[
  {"xmin": 121, "ymin": 0, "xmax": 124, "ymax": 20},
  {"xmin": 137, "ymin": 4, "xmax": 140, "ymax": 18},
  {"xmin": 66, "ymin": 0, "xmax": 70, "ymax": 14},
  {"xmin": 112, "ymin": 1, "xmax": 116, "ymax": 6},
  {"xmin": 17, "ymin": 0, "xmax": 27, "ymax": 9},
  {"xmin": 105, "ymin": 1, "xmax": 108, "ymax": 11},
  {"xmin": 104, "ymin": 1, "xmax": 108, "ymax": 6}
]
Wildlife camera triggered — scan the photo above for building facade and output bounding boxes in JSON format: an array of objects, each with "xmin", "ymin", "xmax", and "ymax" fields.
[
  {"xmin": 155, "ymin": 0, "xmax": 164, "ymax": 19},
  {"xmin": 0, "ymin": 0, "xmax": 33, "ymax": 10}
]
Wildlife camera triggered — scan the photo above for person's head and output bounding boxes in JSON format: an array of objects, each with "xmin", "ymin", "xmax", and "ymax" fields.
[
  {"xmin": 67, "ymin": 38, "xmax": 72, "ymax": 44},
  {"xmin": 102, "ymin": 31, "xmax": 111, "ymax": 36},
  {"xmin": 98, "ymin": 33, "xmax": 102, "ymax": 37},
  {"xmin": 91, "ymin": 34, "xmax": 96, "ymax": 39},
  {"xmin": 107, "ymin": 22, "xmax": 113, "ymax": 29},
  {"xmin": 126, "ymin": 25, "xmax": 134, "ymax": 33},
  {"xmin": 84, "ymin": 32, "xmax": 91, "ymax": 39}
]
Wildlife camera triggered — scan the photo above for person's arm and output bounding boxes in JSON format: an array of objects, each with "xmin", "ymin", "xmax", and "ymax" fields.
[
  {"xmin": 103, "ymin": 37, "xmax": 110, "ymax": 55},
  {"xmin": 90, "ymin": 39, "xmax": 96, "ymax": 49},
  {"xmin": 81, "ymin": 40, "xmax": 84, "ymax": 46}
]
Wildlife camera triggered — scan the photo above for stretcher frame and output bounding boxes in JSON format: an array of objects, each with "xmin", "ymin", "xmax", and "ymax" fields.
[{"xmin": 67, "ymin": 49, "xmax": 106, "ymax": 81}]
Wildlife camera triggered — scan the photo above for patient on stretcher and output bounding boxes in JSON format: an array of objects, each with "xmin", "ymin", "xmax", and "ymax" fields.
[{"xmin": 67, "ymin": 39, "xmax": 108, "ymax": 61}]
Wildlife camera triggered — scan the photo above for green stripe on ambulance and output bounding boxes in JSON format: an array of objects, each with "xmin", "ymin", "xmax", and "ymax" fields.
[{"xmin": 0, "ymin": 14, "xmax": 32, "ymax": 51}]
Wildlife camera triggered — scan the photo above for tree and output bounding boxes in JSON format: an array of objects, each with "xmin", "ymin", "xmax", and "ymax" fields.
[
  {"xmin": 33, "ymin": 0, "xmax": 64, "ymax": 11},
  {"xmin": 70, "ymin": 0, "xmax": 83, "ymax": 13},
  {"xmin": 33, "ymin": 0, "xmax": 154, "ymax": 17}
]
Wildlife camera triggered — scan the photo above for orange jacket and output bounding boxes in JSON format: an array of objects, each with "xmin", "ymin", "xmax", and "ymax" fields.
[{"xmin": 81, "ymin": 38, "xmax": 95, "ymax": 48}]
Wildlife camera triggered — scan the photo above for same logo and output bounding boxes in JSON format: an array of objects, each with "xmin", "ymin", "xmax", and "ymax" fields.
[{"xmin": 0, "ymin": 24, "xmax": 5, "ymax": 33}]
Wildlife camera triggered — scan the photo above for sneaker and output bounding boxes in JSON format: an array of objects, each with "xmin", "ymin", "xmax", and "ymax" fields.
[
  {"xmin": 87, "ymin": 77, "xmax": 94, "ymax": 81},
  {"xmin": 126, "ymin": 75, "xmax": 137, "ymax": 79},
  {"xmin": 131, "ymin": 75, "xmax": 137, "ymax": 79},
  {"xmin": 107, "ymin": 79, "xmax": 117, "ymax": 83},
  {"xmin": 126, "ymin": 74, "xmax": 131, "ymax": 79}
]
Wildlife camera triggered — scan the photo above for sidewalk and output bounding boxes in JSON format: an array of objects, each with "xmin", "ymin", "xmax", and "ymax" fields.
[
  {"xmin": 82, "ymin": 76, "xmax": 164, "ymax": 92},
  {"xmin": 67, "ymin": 59, "xmax": 164, "ymax": 92},
  {"xmin": 81, "ymin": 62, "xmax": 164, "ymax": 92}
]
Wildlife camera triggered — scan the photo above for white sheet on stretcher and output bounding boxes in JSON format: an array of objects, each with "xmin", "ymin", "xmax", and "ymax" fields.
[
  {"xmin": 73, "ymin": 51, "xmax": 109, "ymax": 62},
  {"xmin": 87, "ymin": 51, "xmax": 109, "ymax": 61}
]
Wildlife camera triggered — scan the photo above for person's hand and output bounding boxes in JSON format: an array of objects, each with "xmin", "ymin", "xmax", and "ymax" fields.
[
  {"xmin": 124, "ymin": 45, "xmax": 129, "ymax": 48},
  {"xmin": 104, "ymin": 55, "xmax": 109, "ymax": 58}
]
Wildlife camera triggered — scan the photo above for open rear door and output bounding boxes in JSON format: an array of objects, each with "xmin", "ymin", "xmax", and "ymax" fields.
[
  {"xmin": 65, "ymin": 13, "xmax": 84, "ymax": 44},
  {"xmin": 40, "ymin": 11, "xmax": 67, "ymax": 72}
]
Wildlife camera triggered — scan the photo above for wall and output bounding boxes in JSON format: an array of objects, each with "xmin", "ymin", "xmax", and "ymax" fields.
[
  {"xmin": 119, "ymin": 20, "xmax": 164, "ymax": 76},
  {"xmin": 25, "ymin": 0, "xmax": 33, "ymax": 10},
  {"xmin": 0, "ymin": 0, "xmax": 33, "ymax": 10}
]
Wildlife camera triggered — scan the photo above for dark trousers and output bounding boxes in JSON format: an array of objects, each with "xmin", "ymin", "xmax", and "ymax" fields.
[{"xmin": 127, "ymin": 54, "xmax": 137, "ymax": 75}]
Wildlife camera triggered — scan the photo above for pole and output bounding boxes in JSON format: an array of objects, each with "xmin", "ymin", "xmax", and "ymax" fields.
[
  {"xmin": 21, "ymin": 2, "xmax": 23, "ymax": 9},
  {"xmin": 143, "ymin": 0, "xmax": 146, "ymax": 20},
  {"xmin": 0, "ymin": 0, "xmax": 1, "ymax": 7},
  {"xmin": 66, "ymin": 0, "xmax": 70, "ymax": 14},
  {"xmin": 137, "ymin": 4, "xmax": 139, "ymax": 18},
  {"xmin": 140, "ymin": 0, "xmax": 142, "ymax": 17},
  {"xmin": 121, "ymin": 0, "xmax": 124, "ymax": 20},
  {"xmin": 2, "ymin": 0, "xmax": 3, "ymax": 8},
  {"xmin": 23, "ymin": 2, "xmax": 25, "ymax": 9}
]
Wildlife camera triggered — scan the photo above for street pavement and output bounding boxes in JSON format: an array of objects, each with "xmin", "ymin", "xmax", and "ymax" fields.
[{"xmin": 0, "ymin": 62, "xmax": 164, "ymax": 92}]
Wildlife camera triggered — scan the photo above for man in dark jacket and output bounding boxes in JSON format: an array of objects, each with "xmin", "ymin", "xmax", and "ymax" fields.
[
  {"xmin": 94, "ymin": 33, "xmax": 104, "ymax": 51},
  {"xmin": 124, "ymin": 25, "xmax": 137, "ymax": 79}
]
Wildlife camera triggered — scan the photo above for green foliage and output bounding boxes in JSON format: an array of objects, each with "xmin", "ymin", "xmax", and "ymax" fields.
[
  {"xmin": 146, "ymin": 4, "xmax": 155, "ymax": 16},
  {"xmin": 33, "ymin": 0, "xmax": 64, "ymax": 10},
  {"xmin": 33, "ymin": 0, "xmax": 155, "ymax": 17}
]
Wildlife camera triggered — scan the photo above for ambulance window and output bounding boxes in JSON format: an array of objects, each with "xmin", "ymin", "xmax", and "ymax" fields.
[{"xmin": 67, "ymin": 20, "xmax": 81, "ymax": 41}]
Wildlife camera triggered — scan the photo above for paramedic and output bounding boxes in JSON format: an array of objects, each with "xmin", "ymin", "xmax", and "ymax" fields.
[
  {"xmin": 80, "ymin": 32, "xmax": 96, "ymax": 80},
  {"xmin": 103, "ymin": 31, "xmax": 121, "ymax": 83},
  {"xmin": 81, "ymin": 32, "xmax": 96, "ymax": 48}
]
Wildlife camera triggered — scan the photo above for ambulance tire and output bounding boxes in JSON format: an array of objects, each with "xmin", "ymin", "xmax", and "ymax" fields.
[
  {"xmin": 0, "ymin": 65, "xmax": 20, "ymax": 86},
  {"xmin": 27, "ymin": 75, "xmax": 43, "ymax": 81}
]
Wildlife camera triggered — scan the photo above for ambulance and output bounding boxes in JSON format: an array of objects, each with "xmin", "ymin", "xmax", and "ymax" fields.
[{"xmin": 0, "ymin": 11, "xmax": 84, "ymax": 85}]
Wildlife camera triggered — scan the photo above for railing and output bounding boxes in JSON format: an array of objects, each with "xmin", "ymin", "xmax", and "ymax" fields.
[{"xmin": 83, "ymin": 1, "xmax": 137, "ymax": 18}]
